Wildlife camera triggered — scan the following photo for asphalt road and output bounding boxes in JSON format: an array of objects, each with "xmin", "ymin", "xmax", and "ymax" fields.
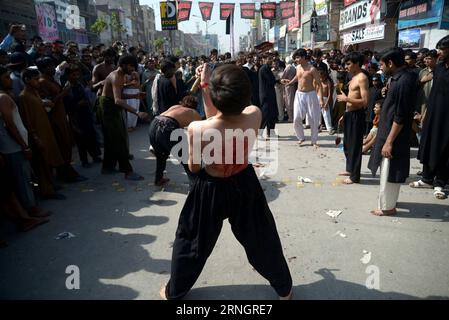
[{"xmin": 1, "ymin": 123, "xmax": 448, "ymax": 300}]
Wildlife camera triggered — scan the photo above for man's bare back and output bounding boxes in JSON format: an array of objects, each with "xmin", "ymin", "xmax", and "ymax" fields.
[{"xmin": 161, "ymin": 105, "xmax": 201, "ymax": 128}]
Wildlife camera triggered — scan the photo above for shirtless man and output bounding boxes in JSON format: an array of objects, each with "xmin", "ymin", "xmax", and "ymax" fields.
[
  {"xmin": 99, "ymin": 55, "xmax": 147, "ymax": 180},
  {"xmin": 149, "ymin": 95, "xmax": 201, "ymax": 186},
  {"xmin": 336, "ymin": 52, "xmax": 370, "ymax": 184},
  {"xmin": 282, "ymin": 48, "xmax": 324, "ymax": 147},
  {"xmin": 160, "ymin": 63, "xmax": 293, "ymax": 300},
  {"xmin": 92, "ymin": 48, "xmax": 116, "ymax": 96}
]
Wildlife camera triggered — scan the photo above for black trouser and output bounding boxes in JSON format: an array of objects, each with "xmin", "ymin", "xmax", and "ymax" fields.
[
  {"xmin": 165, "ymin": 165, "xmax": 292, "ymax": 300},
  {"xmin": 421, "ymin": 143, "xmax": 449, "ymax": 188},
  {"xmin": 148, "ymin": 116, "xmax": 195, "ymax": 186},
  {"xmin": 260, "ymin": 102, "xmax": 277, "ymax": 135},
  {"xmin": 343, "ymin": 109, "xmax": 366, "ymax": 183}
]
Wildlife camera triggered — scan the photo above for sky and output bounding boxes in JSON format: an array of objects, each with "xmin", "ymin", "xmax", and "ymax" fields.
[{"xmin": 140, "ymin": 0, "xmax": 253, "ymax": 52}]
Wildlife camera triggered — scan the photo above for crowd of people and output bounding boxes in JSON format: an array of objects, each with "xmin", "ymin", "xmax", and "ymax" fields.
[{"xmin": 0, "ymin": 22, "xmax": 448, "ymax": 298}]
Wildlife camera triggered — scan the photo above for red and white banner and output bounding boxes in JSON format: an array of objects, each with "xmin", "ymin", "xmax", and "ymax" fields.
[
  {"xmin": 344, "ymin": 0, "xmax": 357, "ymax": 7},
  {"xmin": 177, "ymin": 1, "xmax": 192, "ymax": 22},
  {"xmin": 287, "ymin": 0, "xmax": 301, "ymax": 32},
  {"xmin": 240, "ymin": 3, "xmax": 256, "ymax": 19},
  {"xmin": 260, "ymin": 2, "xmax": 277, "ymax": 20},
  {"xmin": 199, "ymin": 2, "xmax": 214, "ymax": 21},
  {"xmin": 220, "ymin": 3, "xmax": 235, "ymax": 20},
  {"xmin": 280, "ymin": 1, "xmax": 295, "ymax": 19},
  {"xmin": 35, "ymin": 2, "xmax": 59, "ymax": 42}
]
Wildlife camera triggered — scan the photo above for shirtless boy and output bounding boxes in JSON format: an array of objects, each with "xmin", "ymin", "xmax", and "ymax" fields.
[
  {"xmin": 282, "ymin": 49, "xmax": 324, "ymax": 147},
  {"xmin": 336, "ymin": 52, "xmax": 370, "ymax": 184},
  {"xmin": 160, "ymin": 64, "xmax": 293, "ymax": 300}
]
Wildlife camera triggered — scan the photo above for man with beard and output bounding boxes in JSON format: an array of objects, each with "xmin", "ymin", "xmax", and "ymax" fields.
[
  {"xmin": 368, "ymin": 48, "xmax": 417, "ymax": 215},
  {"xmin": 99, "ymin": 55, "xmax": 147, "ymax": 180},
  {"xmin": 411, "ymin": 36, "xmax": 449, "ymax": 200}
]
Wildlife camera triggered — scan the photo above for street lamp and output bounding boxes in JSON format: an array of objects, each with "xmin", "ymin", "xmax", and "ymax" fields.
[{"xmin": 192, "ymin": 14, "xmax": 218, "ymax": 55}]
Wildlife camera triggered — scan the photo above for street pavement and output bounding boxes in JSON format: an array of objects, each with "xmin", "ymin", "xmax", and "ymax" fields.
[{"xmin": 1, "ymin": 123, "xmax": 448, "ymax": 300}]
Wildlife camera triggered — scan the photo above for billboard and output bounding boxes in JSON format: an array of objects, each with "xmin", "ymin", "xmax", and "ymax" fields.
[
  {"xmin": 160, "ymin": 1, "xmax": 178, "ymax": 30},
  {"xmin": 35, "ymin": 2, "xmax": 59, "ymax": 42},
  {"xmin": 398, "ymin": 0, "xmax": 445, "ymax": 29},
  {"xmin": 343, "ymin": 23, "xmax": 385, "ymax": 45},
  {"xmin": 398, "ymin": 28, "xmax": 421, "ymax": 48},
  {"xmin": 339, "ymin": 0, "xmax": 381, "ymax": 31}
]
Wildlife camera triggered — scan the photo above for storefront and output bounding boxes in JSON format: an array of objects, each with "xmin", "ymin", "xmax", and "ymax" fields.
[{"xmin": 397, "ymin": 0, "xmax": 449, "ymax": 50}]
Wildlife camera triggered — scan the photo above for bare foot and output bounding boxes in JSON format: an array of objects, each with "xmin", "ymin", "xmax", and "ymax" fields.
[
  {"xmin": 279, "ymin": 289, "xmax": 293, "ymax": 300},
  {"xmin": 342, "ymin": 178, "xmax": 354, "ymax": 184},
  {"xmin": 338, "ymin": 172, "xmax": 351, "ymax": 176},
  {"xmin": 159, "ymin": 284, "xmax": 167, "ymax": 300},
  {"xmin": 297, "ymin": 140, "xmax": 305, "ymax": 146},
  {"xmin": 155, "ymin": 178, "xmax": 170, "ymax": 186},
  {"xmin": 370, "ymin": 208, "xmax": 397, "ymax": 216},
  {"xmin": 313, "ymin": 143, "xmax": 319, "ymax": 149}
]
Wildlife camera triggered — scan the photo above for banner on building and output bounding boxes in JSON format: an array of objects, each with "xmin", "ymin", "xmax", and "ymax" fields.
[
  {"xmin": 199, "ymin": 2, "xmax": 214, "ymax": 21},
  {"xmin": 398, "ymin": 28, "xmax": 421, "ymax": 48},
  {"xmin": 220, "ymin": 3, "xmax": 235, "ymax": 20},
  {"xmin": 280, "ymin": 1, "xmax": 295, "ymax": 19},
  {"xmin": 35, "ymin": 2, "xmax": 59, "ymax": 42},
  {"xmin": 178, "ymin": 1, "xmax": 192, "ymax": 22},
  {"xmin": 160, "ymin": 1, "xmax": 178, "ymax": 30},
  {"xmin": 240, "ymin": 3, "xmax": 256, "ymax": 19},
  {"xmin": 314, "ymin": 0, "xmax": 328, "ymax": 16},
  {"xmin": 339, "ymin": 0, "xmax": 381, "ymax": 31},
  {"xmin": 261, "ymin": 2, "xmax": 277, "ymax": 20},
  {"xmin": 398, "ymin": 0, "xmax": 445, "ymax": 29},
  {"xmin": 288, "ymin": 0, "xmax": 301, "ymax": 32},
  {"xmin": 343, "ymin": 23, "xmax": 385, "ymax": 45}
]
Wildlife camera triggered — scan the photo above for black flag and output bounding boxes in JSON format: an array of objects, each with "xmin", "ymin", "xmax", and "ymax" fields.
[{"xmin": 226, "ymin": 10, "xmax": 233, "ymax": 34}]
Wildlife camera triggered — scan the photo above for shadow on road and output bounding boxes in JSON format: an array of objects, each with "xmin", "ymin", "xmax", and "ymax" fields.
[{"xmin": 185, "ymin": 268, "xmax": 448, "ymax": 300}]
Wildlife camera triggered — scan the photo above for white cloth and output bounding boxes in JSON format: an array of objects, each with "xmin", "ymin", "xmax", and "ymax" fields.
[
  {"xmin": 273, "ymin": 69, "xmax": 285, "ymax": 121},
  {"xmin": 151, "ymin": 73, "xmax": 161, "ymax": 115},
  {"xmin": 293, "ymin": 90, "xmax": 321, "ymax": 143},
  {"xmin": 124, "ymin": 88, "xmax": 140, "ymax": 128},
  {"xmin": 321, "ymin": 97, "xmax": 333, "ymax": 131},
  {"xmin": 378, "ymin": 158, "xmax": 401, "ymax": 210}
]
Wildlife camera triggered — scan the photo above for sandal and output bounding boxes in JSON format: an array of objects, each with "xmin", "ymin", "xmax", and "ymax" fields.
[
  {"xmin": 434, "ymin": 187, "xmax": 447, "ymax": 200},
  {"xmin": 409, "ymin": 180, "xmax": 433, "ymax": 189}
]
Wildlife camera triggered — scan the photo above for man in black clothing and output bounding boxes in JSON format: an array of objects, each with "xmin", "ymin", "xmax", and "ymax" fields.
[
  {"xmin": 157, "ymin": 60, "xmax": 187, "ymax": 113},
  {"xmin": 368, "ymin": 48, "xmax": 417, "ymax": 216},
  {"xmin": 412, "ymin": 36, "xmax": 449, "ymax": 200},
  {"xmin": 258, "ymin": 53, "xmax": 278, "ymax": 136}
]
